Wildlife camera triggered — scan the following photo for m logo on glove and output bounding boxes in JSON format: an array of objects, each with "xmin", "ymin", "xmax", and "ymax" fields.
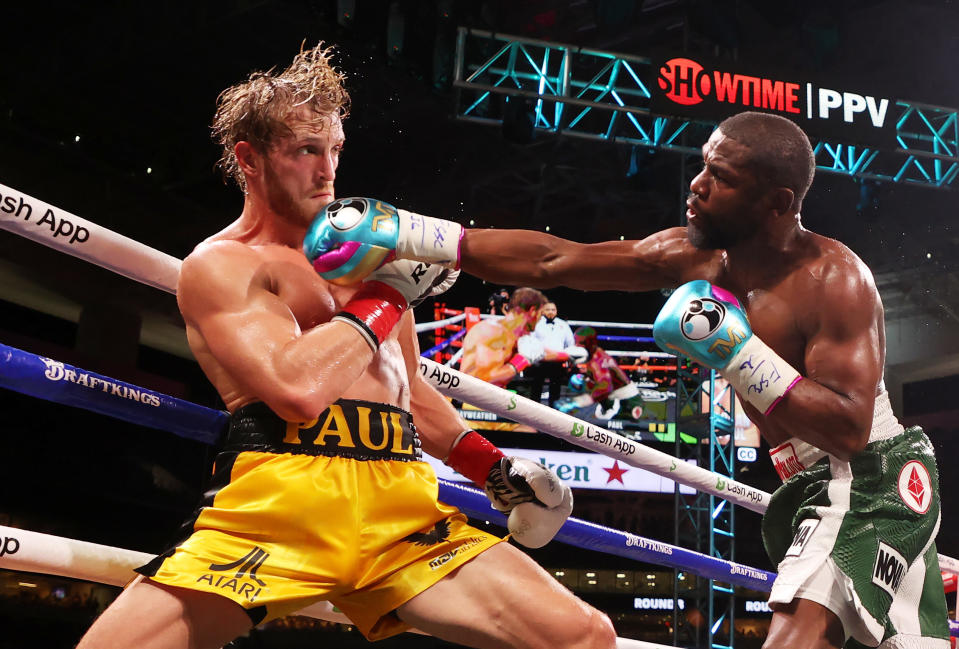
[
  {"xmin": 325, "ymin": 198, "xmax": 369, "ymax": 231},
  {"xmin": 680, "ymin": 297, "xmax": 726, "ymax": 341}
]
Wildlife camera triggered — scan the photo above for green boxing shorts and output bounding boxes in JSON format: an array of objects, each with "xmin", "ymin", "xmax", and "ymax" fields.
[{"xmin": 763, "ymin": 392, "xmax": 949, "ymax": 648}]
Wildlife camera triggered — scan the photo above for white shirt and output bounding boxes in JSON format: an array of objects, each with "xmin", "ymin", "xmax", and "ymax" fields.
[{"xmin": 533, "ymin": 316, "xmax": 574, "ymax": 351}]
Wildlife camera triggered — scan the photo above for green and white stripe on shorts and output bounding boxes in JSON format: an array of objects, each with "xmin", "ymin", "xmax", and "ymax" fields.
[{"xmin": 763, "ymin": 427, "xmax": 950, "ymax": 648}]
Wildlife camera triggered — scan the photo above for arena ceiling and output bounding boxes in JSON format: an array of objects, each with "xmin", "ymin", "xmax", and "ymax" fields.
[{"xmin": 1, "ymin": 0, "xmax": 958, "ymax": 398}]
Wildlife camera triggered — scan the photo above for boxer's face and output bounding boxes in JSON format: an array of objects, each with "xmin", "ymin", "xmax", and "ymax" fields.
[
  {"xmin": 259, "ymin": 107, "xmax": 345, "ymax": 228},
  {"xmin": 685, "ymin": 130, "xmax": 765, "ymax": 250}
]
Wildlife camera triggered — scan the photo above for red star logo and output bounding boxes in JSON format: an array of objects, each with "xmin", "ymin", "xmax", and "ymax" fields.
[
  {"xmin": 604, "ymin": 460, "xmax": 629, "ymax": 484},
  {"xmin": 907, "ymin": 466, "xmax": 926, "ymax": 507}
]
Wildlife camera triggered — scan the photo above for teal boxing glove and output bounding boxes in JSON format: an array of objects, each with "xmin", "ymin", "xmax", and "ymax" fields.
[
  {"xmin": 653, "ymin": 280, "xmax": 802, "ymax": 415},
  {"xmin": 304, "ymin": 197, "xmax": 463, "ymax": 285}
]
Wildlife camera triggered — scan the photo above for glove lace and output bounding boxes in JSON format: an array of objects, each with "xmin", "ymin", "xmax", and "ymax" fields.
[{"xmin": 485, "ymin": 459, "xmax": 536, "ymax": 509}]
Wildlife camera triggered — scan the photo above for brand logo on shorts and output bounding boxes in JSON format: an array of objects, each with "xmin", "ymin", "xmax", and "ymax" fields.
[
  {"xmin": 897, "ymin": 460, "xmax": 932, "ymax": 514},
  {"xmin": 785, "ymin": 519, "xmax": 819, "ymax": 558},
  {"xmin": 872, "ymin": 541, "xmax": 907, "ymax": 596},
  {"xmin": 195, "ymin": 546, "xmax": 269, "ymax": 602},
  {"xmin": 403, "ymin": 521, "xmax": 451, "ymax": 547},
  {"xmin": 427, "ymin": 536, "xmax": 485, "ymax": 570},
  {"xmin": 770, "ymin": 442, "xmax": 805, "ymax": 482}
]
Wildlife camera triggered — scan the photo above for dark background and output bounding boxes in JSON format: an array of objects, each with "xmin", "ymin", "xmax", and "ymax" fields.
[{"xmin": 1, "ymin": 1, "xmax": 958, "ymax": 647}]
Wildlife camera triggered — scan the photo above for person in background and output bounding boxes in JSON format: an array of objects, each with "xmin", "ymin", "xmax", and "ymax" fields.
[
  {"xmin": 555, "ymin": 327, "xmax": 649, "ymax": 421},
  {"xmin": 528, "ymin": 301, "xmax": 578, "ymax": 404},
  {"xmin": 462, "ymin": 287, "xmax": 550, "ymax": 386},
  {"xmin": 487, "ymin": 287, "xmax": 510, "ymax": 315}
]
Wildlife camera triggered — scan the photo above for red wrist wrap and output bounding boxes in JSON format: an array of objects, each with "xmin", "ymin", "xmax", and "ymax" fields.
[
  {"xmin": 335, "ymin": 281, "xmax": 407, "ymax": 350},
  {"xmin": 508, "ymin": 354, "xmax": 530, "ymax": 373},
  {"xmin": 446, "ymin": 431, "xmax": 505, "ymax": 487}
]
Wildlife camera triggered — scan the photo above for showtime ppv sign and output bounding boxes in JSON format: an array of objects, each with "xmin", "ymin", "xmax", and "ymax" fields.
[{"xmin": 652, "ymin": 56, "xmax": 895, "ymax": 147}]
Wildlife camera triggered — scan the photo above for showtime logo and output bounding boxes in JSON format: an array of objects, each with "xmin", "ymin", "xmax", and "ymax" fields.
[{"xmin": 657, "ymin": 58, "xmax": 890, "ymax": 128}]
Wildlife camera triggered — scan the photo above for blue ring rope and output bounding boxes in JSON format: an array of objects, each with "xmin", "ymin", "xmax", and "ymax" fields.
[
  {"xmin": 0, "ymin": 340, "xmax": 773, "ymax": 589},
  {"xmin": 5, "ymin": 340, "xmax": 957, "ymax": 630},
  {"xmin": 597, "ymin": 335, "xmax": 656, "ymax": 343},
  {"xmin": 420, "ymin": 327, "xmax": 467, "ymax": 357},
  {"xmin": 0, "ymin": 343, "xmax": 226, "ymax": 444}
]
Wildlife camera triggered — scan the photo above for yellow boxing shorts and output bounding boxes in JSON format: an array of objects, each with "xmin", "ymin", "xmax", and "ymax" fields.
[{"xmin": 137, "ymin": 399, "xmax": 502, "ymax": 640}]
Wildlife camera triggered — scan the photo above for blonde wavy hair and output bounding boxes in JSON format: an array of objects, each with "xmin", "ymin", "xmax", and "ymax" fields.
[{"xmin": 212, "ymin": 42, "xmax": 351, "ymax": 191}]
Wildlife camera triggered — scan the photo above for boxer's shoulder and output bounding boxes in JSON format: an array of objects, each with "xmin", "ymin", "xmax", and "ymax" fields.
[
  {"xmin": 786, "ymin": 234, "xmax": 878, "ymax": 313},
  {"xmin": 650, "ymin": 227, "xmax": 725, "ymax": 282}
]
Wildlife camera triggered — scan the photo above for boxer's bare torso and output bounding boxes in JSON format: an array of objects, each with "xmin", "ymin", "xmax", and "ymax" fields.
[
  {"xmin": 664, "ymin": 227, "xmax": 885, "ymax": 449},
  {"xmin": 179, "ymin": 236, "xmax": 411, "ymax": 417}
]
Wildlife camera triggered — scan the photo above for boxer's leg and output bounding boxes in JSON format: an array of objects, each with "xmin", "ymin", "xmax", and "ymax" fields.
[
  {"xmin": 77, "ymin": 575, "xmax": 252, "ymax": 649},
  {"xmin": 397, "ymin": 543, "xmax": 616, "ymax": 649}
]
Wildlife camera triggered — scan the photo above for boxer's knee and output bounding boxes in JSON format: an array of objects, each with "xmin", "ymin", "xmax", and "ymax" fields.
[
  {"xmin": 762, "ymin": 599, "xmax": 843, "ymax": 649},
  {"xmin": 552, "ymin": 606, "xmax": 617, "ymax": 649},
  {"xmin": 584, "ymin": 608, "xmax": 618, "ymax": 649}
]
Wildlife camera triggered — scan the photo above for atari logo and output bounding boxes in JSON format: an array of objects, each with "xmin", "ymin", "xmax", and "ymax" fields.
[{"xmin": 209, "ymin": 546, "xmax": 269, "ymax": 587}]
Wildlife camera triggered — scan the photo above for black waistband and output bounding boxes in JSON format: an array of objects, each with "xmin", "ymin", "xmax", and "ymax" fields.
[{"xmin": 226, "ymin": 399, "xmax": 422, "ymax": 462}]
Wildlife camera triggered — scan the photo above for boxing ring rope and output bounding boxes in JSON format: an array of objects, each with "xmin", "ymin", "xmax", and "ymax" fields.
[
  {"xmin": 568, "ymin": 320, "xmax": 653, "ymax": 330},
  {"xmin": 419, "ymin": 327, "xmax": 467, "ymax": 358},
  {"xmin": 414, "ymin": 313, "xmax": 466, "ymax": 333},
  {"xmin": 0, "ymin": 342, "xmax": 772, "ymax": 648},
  {"xmin": 418, "ymin": 356, "xmax": 769, "ymax": 513},
  {"xmin": 1, "ymin": 183, "xmax": 957, "ymax": 642},
  {"xmin": 2, "ymin": 341, "xmax": 956, "ymax": 639},
  {"xmin": 0, "ymin": 341, "xmax": 769, "ymax": 590},
  {"xmin": 0, "ymin": 182, "xmax": 180, "ymax": 295},
  {"xmin": 605, "ymin": 350, "xmax": 674, "ymax": 359}
]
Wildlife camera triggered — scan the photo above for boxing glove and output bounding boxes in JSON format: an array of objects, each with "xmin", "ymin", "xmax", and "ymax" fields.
[
  {"xmin": 554, "ymin": 393, "xmax": 595, "ymax": 413},
  {"xmin": 562, "ymin": 345, "xmax": 589, "ymax": 364},
  {"xmin": 567, "ymin": 373, "xmax": 586, "ymax": 393},
  {"xmin": 333, "ymin": 260, "xmax": 453, "ymax": 352},
  {"xmin": 508, "ymin": 334, "xmax": 546, "ymax": 373},
  {"xmin": 445, "ymin": 431, "xmax": 572, "ymax": 549},
  {"xmin": 304, "ymin": 197, "xmax": 463, "ymax": 285},
  {"xmin": 653, "ymin": 280, "xmax": 801, "ymax": 415}
]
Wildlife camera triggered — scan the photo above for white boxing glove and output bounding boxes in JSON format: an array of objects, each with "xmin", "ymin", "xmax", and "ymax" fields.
[
  {"xmin": 444, "ymin": 431, "xmax": 572, "ymax": 549},
  {"xmin": 333, "ymin": 260, "xmax": 451, "ymax": 351},
  {"xmin": 508, "ymin": 334, "xmax": 546, "ymax": 373},
  {"xmin": 367, "ymin": 260, "xmax": 451, "ymax": 307},
  {"xmin": 410, "ymin": 268, "xmax": 460, "ymax": 307},
  {"xmin": 563, "ymin": 345, "xmax": 589, "ymax": 364},
  {"xmin": 485, "ymin": 457, "xmax": 574, "ymax": 549}
]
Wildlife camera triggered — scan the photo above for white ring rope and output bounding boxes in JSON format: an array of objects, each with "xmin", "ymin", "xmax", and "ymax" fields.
[
  {"xmin": 0, "ymin": 525, "xmax": 674, "ymax": 649},
  {"xmin": 1, "ymin": 182, "xmax": 955, "ymax": 571},
  {"xmin": 567, "ymin": 319, "xmax": 654, "ymax": 330},
  {"xmin": 604, "ymin": 350, "xmax": 675, "ymax": 359},
  {"xmin": 0, "ymin": 182, "xmax": 181, "ymax": 294},
  {"xmin": 414, "ymin": 312, "xmax": 466, "ymax": 333},
  {"xmin": 420, "ymin": 358, "xmax": 770, "ymax": 513}
]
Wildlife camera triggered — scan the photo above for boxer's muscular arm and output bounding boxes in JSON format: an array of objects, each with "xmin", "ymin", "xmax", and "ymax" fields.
[
  {"xmin": 459, "ymin": 226, "xmax": 712, "ymax": 291},
  {"xmin": 763, "ymin": 260, "xmax": 883, "ymax": 459},
  {"xmin": 399, "ymin": 311, "xmax": 472, "ymax": 459},
  {"xmin": 178, "ymin": 241, "xmax": 374, "ymax": 421}
]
